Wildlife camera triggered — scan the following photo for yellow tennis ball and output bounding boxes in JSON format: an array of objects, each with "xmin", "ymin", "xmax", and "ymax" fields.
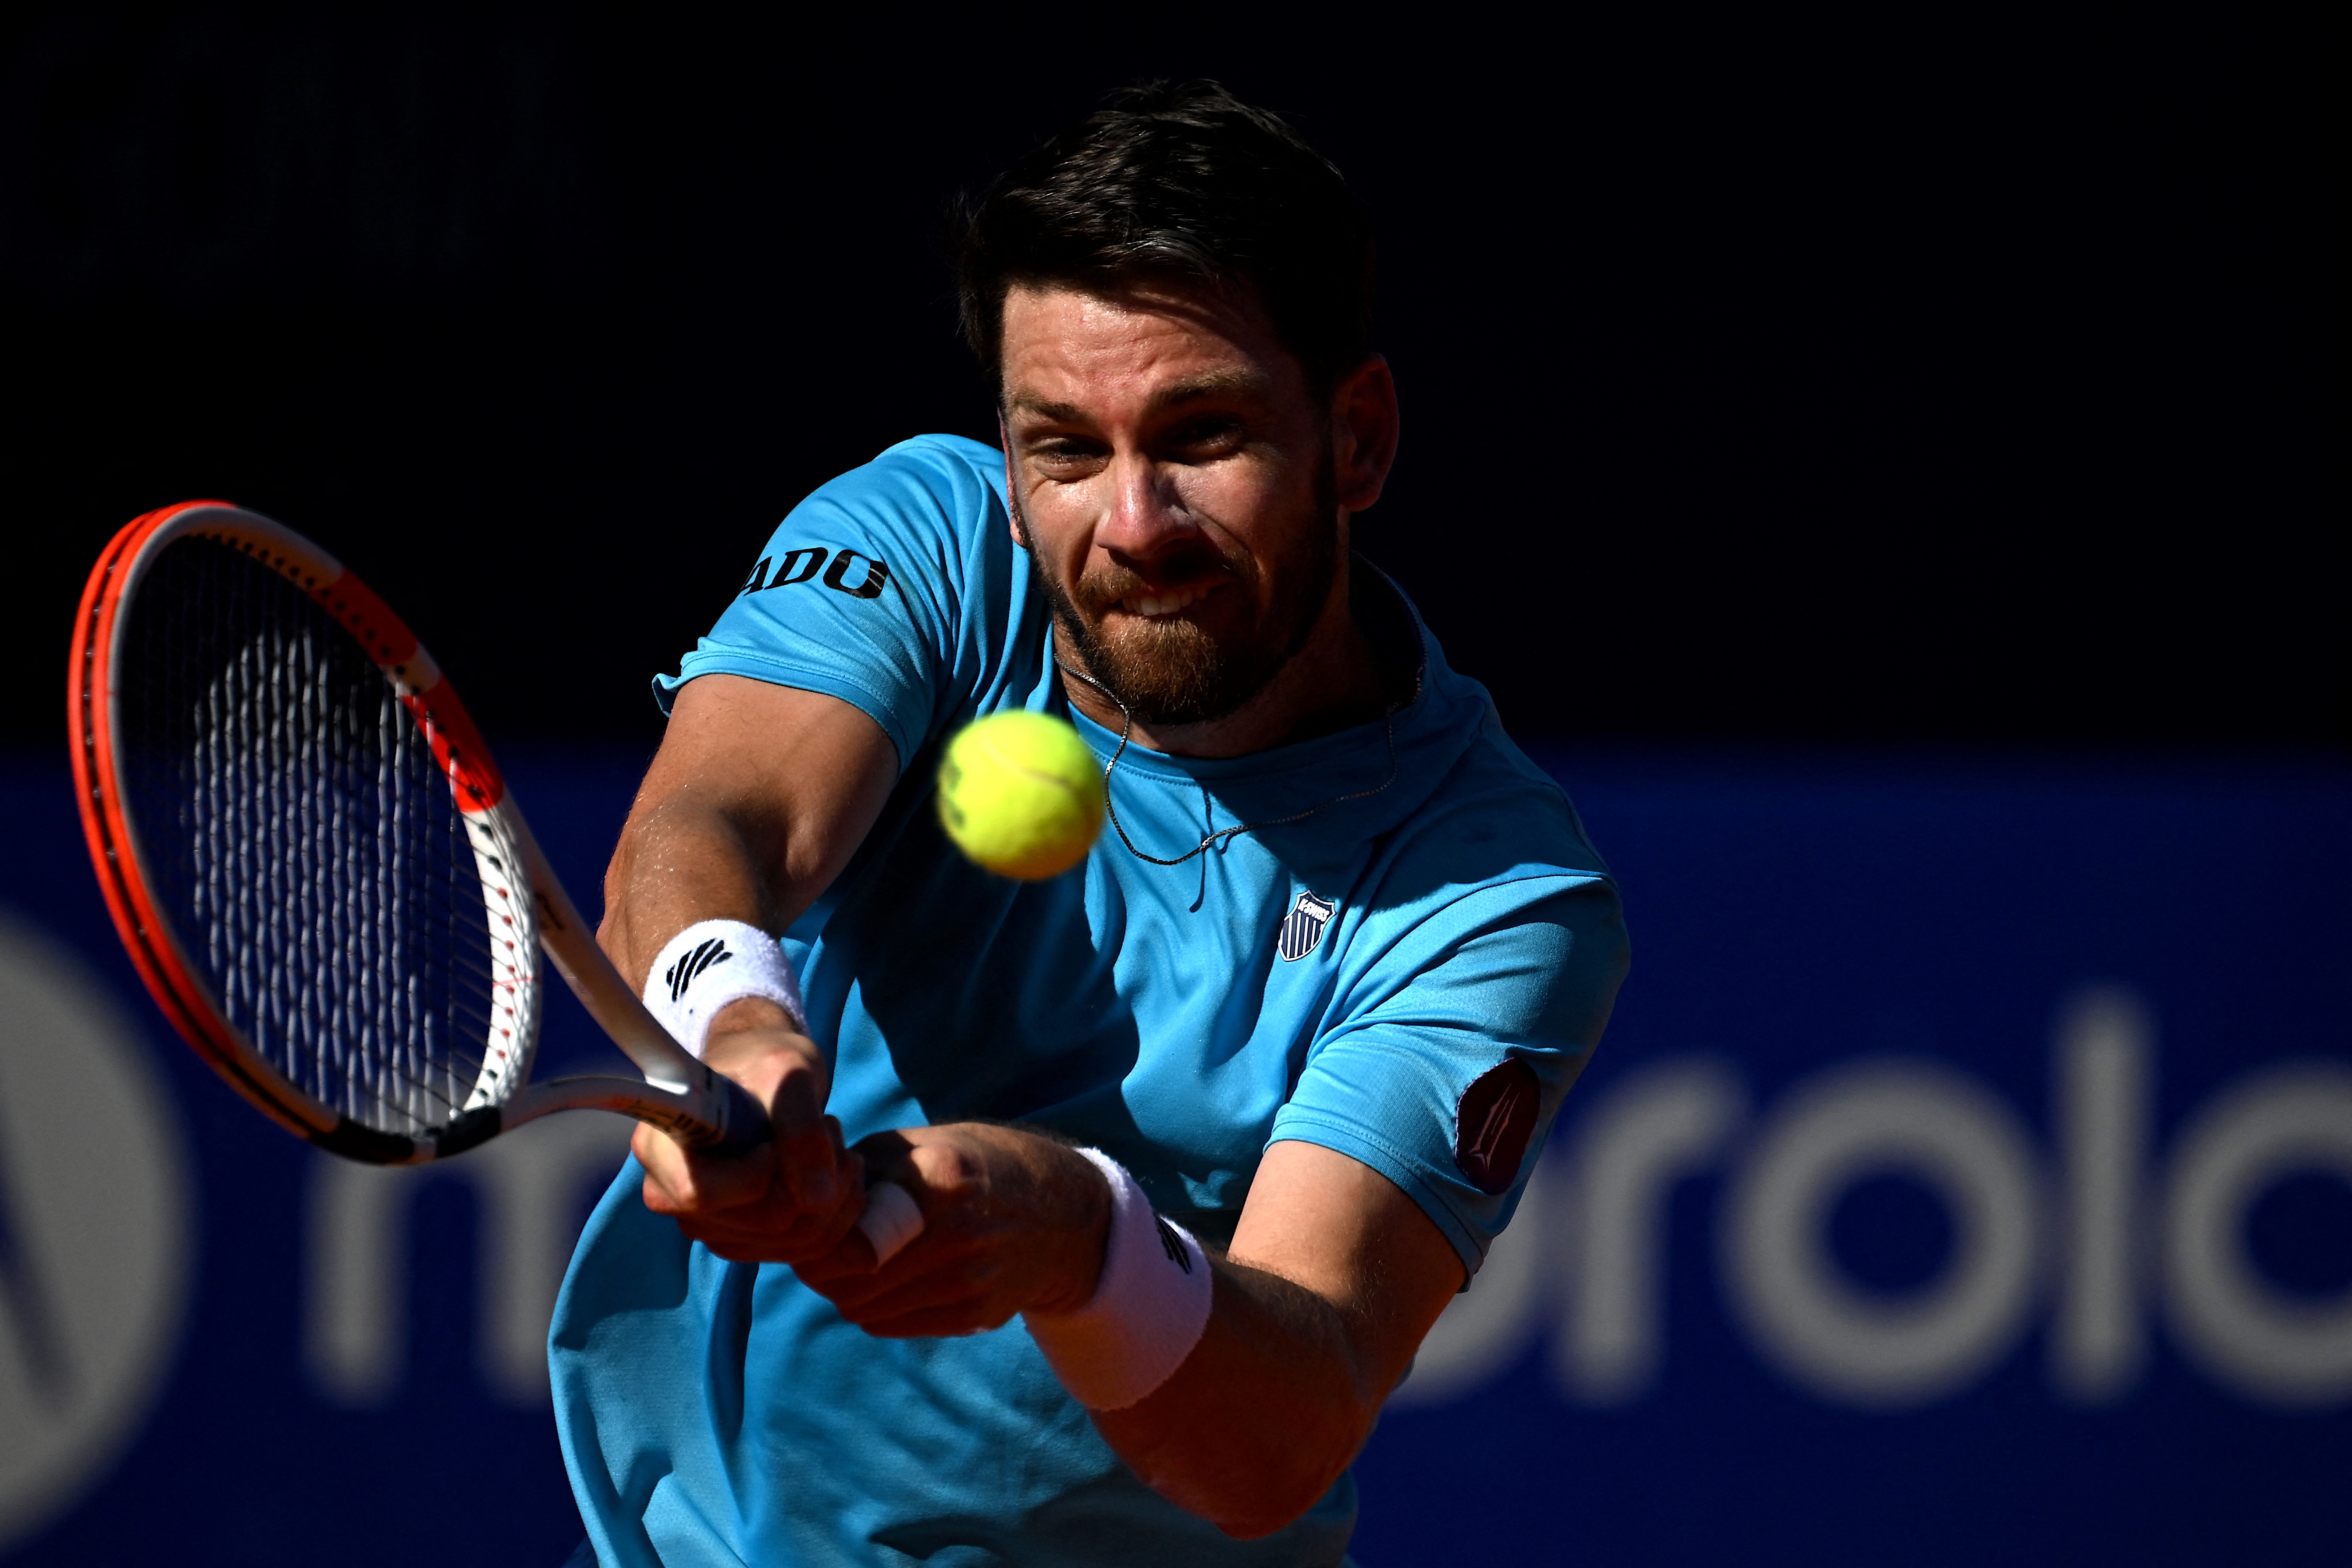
[{"xmin": 935, "ymin": 711, "xmax": 1107, "ymax": 880}]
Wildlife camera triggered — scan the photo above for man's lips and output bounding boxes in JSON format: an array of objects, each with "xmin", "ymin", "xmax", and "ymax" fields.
[{"xmin": 1109, "ymin": 578, "xmax": 1227, "ymax": 619}]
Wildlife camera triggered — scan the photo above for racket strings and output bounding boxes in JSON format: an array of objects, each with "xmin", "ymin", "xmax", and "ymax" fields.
[
  {"xmin": 201, "ymin": 625, "xmax": 488, "ymax": 1116},
  {"xmin": 119, "ymin": 537, "xmax": 519, "ymax": 1138},
  {"xmin": 185, "ymin": 575, "xmax": 487, "ymax": 1124}
]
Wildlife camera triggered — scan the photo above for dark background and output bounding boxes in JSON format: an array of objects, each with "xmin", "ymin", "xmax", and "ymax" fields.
[
  {"xmin": 0, "ymin": 16, "xmax": 2344, "ymax": 1565},
  {"xmin": 4, "ymin": 9, "xmax": 2339, "ymax": 754}
]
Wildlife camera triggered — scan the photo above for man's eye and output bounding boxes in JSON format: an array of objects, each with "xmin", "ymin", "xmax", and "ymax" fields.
[
  {"xmin": 1030, "ymin": 440, "xmax": 1105, "ymax": 468},
  {"xmin": 1170, "ymin": 420, "xmax": 1244, "ymax": 454}
]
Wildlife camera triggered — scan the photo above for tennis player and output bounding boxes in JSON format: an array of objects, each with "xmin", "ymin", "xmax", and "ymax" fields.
[{"xmin": 552, "ymin": 82, "xmax": 1628, "ymax": 1566}]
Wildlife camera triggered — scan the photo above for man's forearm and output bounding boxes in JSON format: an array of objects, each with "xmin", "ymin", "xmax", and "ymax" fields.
[
  {"xmin": 599, "ymin": 789, "xmax": 785, "ymax": 984},
  {"xmin": 1092, "ymin": 1259, "xmax": 1389, "ymax": 1539},
  {"xmin": 596, "ymin": 676, "xmax": 900, "ymax": 985},
  {"xmin": 1076, "ymin": 1139, "xmax": 1464, "ymax": 1538}
]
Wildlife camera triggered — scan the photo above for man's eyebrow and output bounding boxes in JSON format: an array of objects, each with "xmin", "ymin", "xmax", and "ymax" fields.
[
  {"xmin": 1149, "ymin": 369, "xmax": 1270, "ymax": 407},
  {"xmin": 1005, "ymin": 370, "xmax": 1274, "ymax": 427},
  {"xmin": 1007, "ymin": 393, "xmax": 1089, "ymax": 423}
]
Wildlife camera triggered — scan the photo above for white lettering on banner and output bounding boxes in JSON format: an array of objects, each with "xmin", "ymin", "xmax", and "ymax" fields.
[
  {"xmin": 2051, "ymin": 988, "xmax": 2154, "ymax": 1402},
  {"xmin": 1552, "ymin": 1059, "xmax": 1745, "ymax": 1404},
  {"xmin": 1393, "ymin": 985, "xmax": 2352, "ymax": 1415},
  {"xmin": 306, "ymin": 1112, "xmax": 633, "ymax": 1405},
  {"xmin": 278, "ymin": 985, "xmax": 2352, "ymax": 1416},
  {"xmin": 2163, "ymin": 1063, "xmax": 2352, "ymax": 1406},
  {"xmin": 1721, "ymin": 1060, "xmax": 2042, "ymax": 1407},
  {"xmin": 0, "ymin": 914, "xmax": 193, "ymax": 1555}
]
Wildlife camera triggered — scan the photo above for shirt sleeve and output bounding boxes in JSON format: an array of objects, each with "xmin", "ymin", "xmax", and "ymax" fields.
[
  {"xmin": 1268, "ymin": 876, "xmax": 1629, "ymax": 1277},
  {"xmin": 651, "ymin": 435, "xmax": 1008, "ymax": 770}
]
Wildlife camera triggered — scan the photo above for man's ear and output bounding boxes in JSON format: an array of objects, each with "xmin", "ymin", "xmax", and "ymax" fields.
[{"xmin": 1331, "ymin": 355, "xmax": 1400, "ymax": 515}]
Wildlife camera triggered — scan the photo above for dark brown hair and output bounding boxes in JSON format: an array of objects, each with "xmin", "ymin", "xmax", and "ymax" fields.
[{"xmin": 950, "ymin": 81, "xmax": 1376, "ymax": 395}]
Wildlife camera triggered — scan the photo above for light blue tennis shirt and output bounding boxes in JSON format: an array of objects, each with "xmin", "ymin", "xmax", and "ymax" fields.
[{"xmin": 551, "ymin": 434, "xmax": 1629, "ymax": 1568}]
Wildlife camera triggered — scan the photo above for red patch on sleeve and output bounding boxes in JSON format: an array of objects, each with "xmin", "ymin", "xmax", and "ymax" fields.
[{"xmin": 1455, "ymin": 1059, "xmax": 1541, "ymax": 1194}]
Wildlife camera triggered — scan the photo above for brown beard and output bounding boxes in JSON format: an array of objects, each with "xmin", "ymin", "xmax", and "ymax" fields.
[{"xmin": 1016, "ymin": 458, "xmax": 1340, "ymax": 728}]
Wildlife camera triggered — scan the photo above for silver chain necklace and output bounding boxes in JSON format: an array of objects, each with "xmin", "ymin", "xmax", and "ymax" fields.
[{"xmin": 1054, "ymin": 656, "xmax": 1416, "ymax": 868}]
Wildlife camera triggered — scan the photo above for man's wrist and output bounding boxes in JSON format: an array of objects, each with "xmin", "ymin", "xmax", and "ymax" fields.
[
  {"xmin": 707, "ymin": 994, "xmax": 807, "ymax": 1040},
  {"xmin": 641, "ymin": 918, "xmax": 807, "ymax": 1058},
  {"xmin": 1027, "ymin": 1141, "xmax": 1115, "ymax": 1318},
  {"xmin": 1021, "ymin": 1148, "xmax": 1214, "ymax": 1411},
  {"xmin": 698, "ymin": 1002, "xmax": 831, "ymax": 1112}
]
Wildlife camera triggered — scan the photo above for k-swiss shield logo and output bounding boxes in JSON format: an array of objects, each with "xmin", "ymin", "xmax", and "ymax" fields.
[{"xmin": 1277, "ymin": 892, "xmax": 1336, "ymax": 963}]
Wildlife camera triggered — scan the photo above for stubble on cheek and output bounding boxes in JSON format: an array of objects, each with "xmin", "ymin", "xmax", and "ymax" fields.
[
  {"xmin": 1012, "ymin": 458, "xmax": 1339, "ymax": 729},
  {"xmin": 1016, "ymin": 508, "xmax": 1242, "ymax": 726}
]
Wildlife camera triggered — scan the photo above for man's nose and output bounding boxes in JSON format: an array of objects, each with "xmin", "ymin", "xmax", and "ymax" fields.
[{"xmin": 1093, "ymin": 454, "xmax": 1200, "ymax": 561}]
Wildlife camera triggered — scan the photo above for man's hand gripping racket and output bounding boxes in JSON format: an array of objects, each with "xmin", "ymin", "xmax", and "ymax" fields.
[{"xmin": 68, "ymin": 501, "xmax": 925, "ymax": 1266}]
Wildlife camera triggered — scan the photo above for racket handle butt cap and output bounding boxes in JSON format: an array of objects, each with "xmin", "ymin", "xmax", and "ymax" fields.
[
  {"xmin": 858, "ymin": 1180, "xmax": 925, "ymax": 1266},
  {"xmin": 701, "ymin": 1071, "xmax": 776, "ymax": 1157}
]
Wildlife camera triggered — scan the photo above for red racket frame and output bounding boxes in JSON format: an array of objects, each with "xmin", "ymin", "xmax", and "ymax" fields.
[{"xmin": 68, "ymin": 501, "xmax": 763, "ymax": 1163}]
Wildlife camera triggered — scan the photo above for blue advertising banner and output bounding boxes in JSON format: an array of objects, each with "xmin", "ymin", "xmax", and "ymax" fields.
[{"xmin": 0, "ymin": 748, "xmax": 2345, "ymax": 1565}]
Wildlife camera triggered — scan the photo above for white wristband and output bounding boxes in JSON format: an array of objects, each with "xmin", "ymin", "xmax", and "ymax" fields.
[
  {"xmin": 1023, "ymin": 1148, "xmax": 1213, "ymax": 1411},
  {"xmin": 641, "ymin": 919, "xmax": 807, "ymax": 1060}
]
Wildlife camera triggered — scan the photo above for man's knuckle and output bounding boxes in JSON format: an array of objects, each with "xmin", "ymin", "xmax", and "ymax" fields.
[{"xmin": 914, "ymin": 1145, "xmax": 984, "ymax": 1189}]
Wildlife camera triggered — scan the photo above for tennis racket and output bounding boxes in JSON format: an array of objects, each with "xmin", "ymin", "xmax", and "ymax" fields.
[{"xmin": 68, "ymin": 499, "xmax": 775, "ymax": 1168}]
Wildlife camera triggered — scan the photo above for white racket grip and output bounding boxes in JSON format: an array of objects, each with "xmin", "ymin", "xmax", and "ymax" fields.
[{"xmin": 856, "ymin": 1180, "xmax": 925, "ymax": 1266}]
